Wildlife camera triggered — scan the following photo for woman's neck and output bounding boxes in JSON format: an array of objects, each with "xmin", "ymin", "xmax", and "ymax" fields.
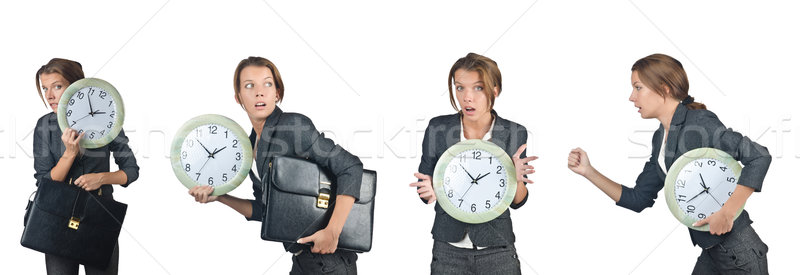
[
  {"xmin": 658, "ymin": 101, "xmax": 680, "ymax": 132},
  {"xmin": 462, "ymin": 112, "xmax": 494, "ymax": 139}
]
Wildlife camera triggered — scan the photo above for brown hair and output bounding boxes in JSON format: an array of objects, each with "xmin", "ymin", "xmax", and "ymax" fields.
[
  {"xmin": 448, "ymin": 53, "xmax": 502, "ymax": 112},
  {"xmin": 35, "ymin": 58, "xmax": 85, "ymax": 107},
  {"xmin": 233, "ymin": 56, "xmax": 285, "ymax": 107},
  {"xmin": 631, "ymin": 53, "xmax": 706, "ymax": 110}
]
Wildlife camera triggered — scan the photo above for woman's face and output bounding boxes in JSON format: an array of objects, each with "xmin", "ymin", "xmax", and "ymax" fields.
[
  {"xmin": 629, "ymin": 71, "xmax": 667, "ymax": 119},
  {"xmin": 454, "ymin": 69, "xmax": 497, "ymax": 123},
  {"xmin": 40, "ymin": 73, "xmax": 69, "ymax": 113},
  {"xmin": 237, "ymin": 65, "xmax": 279, "ymax": 121}
]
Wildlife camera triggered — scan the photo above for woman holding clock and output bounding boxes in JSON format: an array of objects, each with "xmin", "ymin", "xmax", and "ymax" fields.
[
  {"xmin": 32, "ymin": 58, "xmax": 140, "ymax": 275},
  {"xmin": 567, "ymin": 53, "xmax": 770, "ymax": 274},
  {"xmin": 188, "ymin": 56, "xmax": 363, "ymax": 274},
  {"xmin": 410, "ymin": 53, "xmax": 537, "ymax": 274}
]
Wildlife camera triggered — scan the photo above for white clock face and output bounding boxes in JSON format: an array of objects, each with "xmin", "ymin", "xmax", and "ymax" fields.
[
  {"xmin": 673, "ymin": 158, "xmax": 737, "ymax": 223},
  {"xmin": 63, "ymin": 86, "xmax": 117, "ymax": 141},
  {"xmin": 179, "ymin": 124, "xmax": 246, "ymax": 188},
  {"xmin": 442, "ymin": 149, "xmax": 510, "ymax": 215}
]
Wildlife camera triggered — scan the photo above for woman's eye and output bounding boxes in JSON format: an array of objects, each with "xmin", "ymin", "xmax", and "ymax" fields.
[
  {"xmin": 475, "ymin": 86, "xmax": 483, "ymax": 91},
  {"xmin": 55, "ymin": 85, "xmax": 62, "ymax": 90},
  {"xmin": 42, "ymin": 87, "xmax": 48, "ymax": 92},
  {"xmin": 245, "ymin": 83, "xmax": 254, "ymax": 89},
  {"xmin": 266, "ymin": 82, "xmax": 273, "ymax": 88},
  {"xmin": 456, "ymin": 86, "xmax": 463, "ymax": 91}
]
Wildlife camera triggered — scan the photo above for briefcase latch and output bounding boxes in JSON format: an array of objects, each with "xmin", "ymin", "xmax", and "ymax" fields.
[
  {"xmin": 68, "ymin": 217, "xmax": 80, "ymax": 230},
  {"xmin": 317, "ymin": 181, "xmax": 331, "ymax": 209}
]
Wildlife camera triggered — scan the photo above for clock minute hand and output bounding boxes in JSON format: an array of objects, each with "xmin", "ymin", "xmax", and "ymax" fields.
[
  {"xmin": 196, "ymin": 139, "xmax": 214, "ymax": 157},
  {"xmin": 87, "ymin": 93, "xmax": 95, "ymax": 117},
  {"xmin": 459, "ymin": 164, "xmax": 477, "ymax": 182},
  {"xmin": 685, "ymin": 188, "xmax": 706, "ymax": 203},
  {"xmin": 698, "ymin": 173, "xmax": 708, "ymax": 189}
]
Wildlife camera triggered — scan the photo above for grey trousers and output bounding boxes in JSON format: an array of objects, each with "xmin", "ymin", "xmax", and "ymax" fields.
[
  {"xmin": 430, "ymin": 240, "xmax": 521, "ymax": 275},
  {"xmin": 692, "ymin": 225, "xmax": 768, "ymax": 275},
  {"xmin": 45, "ymin": 242, "xmax": 119, "ymax": 275},
  {"xmin": 290, "ymin": 249, "xmax": 358, "ymax": 275}
]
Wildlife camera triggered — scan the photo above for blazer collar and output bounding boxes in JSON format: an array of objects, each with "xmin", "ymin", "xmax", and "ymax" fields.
[
  {"xmin": 450, "ymin": 110, "xmax": 510, "ymax": 152},
  {"xmin": 664, "ymin": 103, "xmax": 688, "ymax": 168}
]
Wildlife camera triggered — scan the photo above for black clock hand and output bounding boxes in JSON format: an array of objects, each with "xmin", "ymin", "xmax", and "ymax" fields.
[
  {"xmin": 70, "ymin": 113, "xmax": 92, "ymax": 126},
  {"xmin": 474, "ymin": 172, "xmax": 491, "ymax": 183},
  {"xmin": 196, "ymin": 139, "xmax": 214, "ymax": 158},
  {"xmin": 685, "ymin": 188, "xmax": 706, "ymax": 203},
  {"xmin": 699, "ymin": 173, "xmax": 708, "ymax": 189},
  {"xmin": 87, "ymin": 93, "xmax": 95, "ymax": 117},
  {"xmin": 458, "ymin": 181, "xmax": 476, "ymax": 201},
  {"xmin": 211, "ymin": 146, "xmax": 227, "ymax": 157},
  {"xmin": 459, "ymin": 164, "xmax": 477, "ymax": 183},
  {"xmin": 707, "ymin": 192, "xmax": 724, "ymax": 207},
  {"xmin": 94, "ymin": 111, "xmax": 107, "ymax": 115},
  {"xmin": 196, "ymin": 157, "xmax": 212, "ymax": 176}
]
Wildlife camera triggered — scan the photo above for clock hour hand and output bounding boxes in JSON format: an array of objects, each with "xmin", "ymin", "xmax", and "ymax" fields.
[
  {"xmin": 698, "ymin": 173, "xmax": 708, "ymax": 189},
  {"xmin": 211, "ymin": 146, "xmax": 227, "ymax": 157},
  {"xmin": 87, "ymin": 93, "xmax": 95, "ymax": 117},
  {"xmin": 459, "ymin": 164, "xmax": 477, "ymax": 183},
  {"xmin": 474, "ymin": 172, "xmax": 490, "ymax": 183},
  {"xmin": 196, "ymin": 139, "xmax": 214, "ymax": 158}
]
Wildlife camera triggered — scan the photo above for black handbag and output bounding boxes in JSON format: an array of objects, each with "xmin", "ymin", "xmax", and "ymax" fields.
[
  {"xmin": 21, "ymin": 177, "xmax": 127, "ymax": 269},
  {"xmin": 260, "ymin": 156, "xmax": 377, "ymax": 252}
]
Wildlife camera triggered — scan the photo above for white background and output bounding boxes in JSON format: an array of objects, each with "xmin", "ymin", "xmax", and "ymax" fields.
[{"xmin": 2, "ymin": 1, "xmax": 798, "ymax": 274}]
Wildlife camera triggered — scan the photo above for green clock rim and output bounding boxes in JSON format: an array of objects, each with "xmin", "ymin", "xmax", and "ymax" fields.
[
  {"xmin": 432, "ymin": 139, "xmax": 517, "ymax": 224},
  {"xmin": 170, "ymin": 114, "xmax": 253, "ymax": 196},
  {"xmin": 57, "ymin": 78, "xmax": 125, "ymax": 149},
  {"xmin": 664, "ymin": 147, "xmax": 744, "ymax": 231}
]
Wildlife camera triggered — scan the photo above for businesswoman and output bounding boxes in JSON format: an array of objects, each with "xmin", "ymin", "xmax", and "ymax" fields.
[
  {"xmin": 189, "ymin": 56, "xmax": 363, "ymax": 274},
  {"xmin": 33, "ymin": 58, "xmax": 140, "ymax": 275},
  {"xmin": 410, "ymin": 53, "xmax": 537, "ymax": 274},
  {"xmin": 568, "ymin": 53, "xmax": 770, "ymax": 274}
]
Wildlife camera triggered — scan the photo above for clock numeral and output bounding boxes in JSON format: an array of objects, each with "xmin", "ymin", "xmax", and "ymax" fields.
[
  {"xmin": 88, "ymin": 88, "xmax": 95, "ymax": 96},
  {"xmin": 89, "ymin": 132, "xmax": 95, "ymax": 139},
  {"xmin": 195, "ymin": 173, "xmax": 201, "ymax": 181},
  {"xmin": 232, "ymin": 165, "xmax": 238, "ymax": 172},
  {"xmin": 108, "ymin": 100, "xmax": 113, "ymax": 107},
  {"xmin": 686, "ymin": 205, "xmax": 696, "ymax": 214},
  {"xmin": 208, "ymin": 125, "xmax": 218, "ymax": 134},
  {"xmin": 181, "ymin": 151, "xmax": 187, "ymax": 159},
  {"xmin": 719, "ymin": 166, "xmax": 728, "ymax": 172},
  {"xmin": 676, "ymin": 179, "xmax": 686, "ymax": 189},
  {"xmin": 77, "ymin": 129, "xmax": 84, "ymax": 135},
  {"xmin": 69, "ymin": 99, "xmax": 75, "ymax": 106},
  {"xmin": 110, "ymin": 111, "xmax": 115, "ymax": 118},
  {"xmin": 458, "ymin": 199, "xmax": 464, "ymax": 208},
  {"xmin": 447, "ymin": 190, "xmax": 453, "ymax": 198},
  {"xmin": 472, "ymin": 151, "xmax": 481, "ymax": 160},
  {"xmin": 71, "ymin": 120, "xmax": 77, "ymax": 127},
  {"xmin": 99, "ymin": 91, "xmax": 107, "ymax": 99},
  {"xmin": 728, "ymin": 191, "xmax": 733, "ymax": 196},
  {"xmin": 496, "ymin": 165, "xmax": 502, "ymax": 174},
  {"xmin": 488, "ymin": 157, "xmax": 492, "ymax": 164},
  {"xmin": 232, "ymin": 139, "xmax": 238, "ymax": 148},
  {"xmin": 495, "ymin": 192, "xmax": 500, "ymax": 199},
  {"xmin": 698, "ymin": 213, "xmax": 706, "ymax": 219},
  {"xmin": 485, "ymin": 200, "xmax": 491, "ymax": 209},
  {"xmin": 470, "ymin": 204, "xmax": 476, "ymax": 212},
  {"xmin": 444, "ymin": 177, "xmax": 450, "ymax": 185},
  {"xmin": 449, "ymin": 165, "xmax": 456, "ymax": 173},
  {"xmin": 66, "ymin": 110, "xmax": 72, "ymax": 117},
  {"xmin": 236, "ymin": 152, "xmax": 242, "ymax": 160},
  {"xmin": 726, "ymin": 177, "xmax": 736, "ymax": 183},
  {"xmin": 222, "ymin": 173, "xmax": 228, "ymax": 182},
  {"xmin": 677, "ymin": 194, "xmax": 686, "ymax": 202},
  {"xmin": 459, "ymin": 155, "xmax": 467, "ymax": 163},
  {"xmin": 195, "ymin": 128, "xmax": 202, "ymax": 138},
  {"xmin": 208, "ymin": 177, "xmax": 214, "ymax": 185},
  {"xmin": 224, "ymin": 130, "xmax": 229, "ymax": 138},
  {"xmin": 77, "ymin": 91, "xmax": 84, "ymax": 99},
  {"xmin": 107, "ymin": 121, "xmax": 113, "ymax": 128},
  {"xmin": 101, "ymin": 130, "xmax": 106, "ymax": 136},
  {"xmin": 185, "ymin": 164, "xmax": 191, "ymax": 172},
  {"xmin": 499, "ymin": 179, "xmax": 505, "ymax": 187},
  {"xmin": 707, "ymin": 160, "xmax": 716, "ymax": 166},
  {"xmin": 187, "ymin": 139, "xmax": 194, "ymax": 147},
  {"xmin": 693, "ymin": 161, "xmax": 703, "ymax": 167}
]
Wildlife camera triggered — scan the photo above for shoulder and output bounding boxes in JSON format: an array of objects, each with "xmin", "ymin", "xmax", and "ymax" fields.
[
  {"xmin": 36, "ymin": 112, "xmax": 56, "ymax": 126},
  {"xmin": 495, "ymin": 114, "xmax": 528, "ymax": 134},
  {"xmin": 427, "ymin": 113, "xmax": 459, "ymax": 128},
  {"xmin": 276, "ymin": 112, "xmax": 315, "ymax": 128},
  {"xmin": 684, "ymin": 108, "xmax": 723, "ymax": 128}
]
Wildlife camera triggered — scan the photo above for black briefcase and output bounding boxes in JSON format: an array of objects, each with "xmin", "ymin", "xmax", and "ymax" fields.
[
  {"xmin": 21, "ymin": 178, "xmax": 127, "ymax": 269},
  {"xmin": 260, "ymin": 156, "xmax": 376, "ymax": 252}
]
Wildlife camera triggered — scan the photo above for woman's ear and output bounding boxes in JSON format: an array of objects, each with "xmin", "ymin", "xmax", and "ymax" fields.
[
  {"xmin": 234, "ymin": 93, "xmax": 241, "ymax": 105},
  {"xmin": 493, "ymin": 86, "xmax": 499, "ymax": 98}
]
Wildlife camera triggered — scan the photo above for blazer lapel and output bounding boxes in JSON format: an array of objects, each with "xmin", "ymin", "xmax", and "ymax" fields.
[
  {"xmin": 664, "ymin": 104, "xmax": 688, "ymax": 169},
  {"xmin": 256, "ymin": 107, "xmax": 284, "ymax": 179}
]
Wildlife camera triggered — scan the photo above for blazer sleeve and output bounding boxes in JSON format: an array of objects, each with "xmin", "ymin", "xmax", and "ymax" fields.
[
  {"xmin": 247, "ymin": 171, "xmax": 264, "ymax": 222},
  {"xmin": 417, "ymin": 120, "xmax": 438, "ymax": 204},
  {"xmin": 700, "ymin": 112, "xmax": 771, "ymax": 192},
  {"xmin": 33, "ymin": 115, "xmax": 54, "ymax": 183},
  {"xmin": 291, "ymin": 114, "xmax": 364, "ymax": 201},
  {"xmin": 617, "ymin": 161, "xmax": 664, "ymax": 213},
  {"xmin": 108, "ymin": 129, "xmax": 140, "ymax": 187},
  {"xmin": 509, "ymin": 125, "xmax": 529, "ymax": 209}
]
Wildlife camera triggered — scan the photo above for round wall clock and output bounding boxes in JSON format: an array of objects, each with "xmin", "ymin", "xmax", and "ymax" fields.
[
  {"xmin": 57, "ymin": 78, "xmax": 124, "ymax": 149},
  {"xmin": 665, "ymin": 147, "xmax": 744, "ymax": 231},
  {"xmin": 433, "ymin": 139, "xmax": 517, "ymax": 224},
  {"xmin": 171, "ymin": 114, "xmax": 253, "ymax": 196}
]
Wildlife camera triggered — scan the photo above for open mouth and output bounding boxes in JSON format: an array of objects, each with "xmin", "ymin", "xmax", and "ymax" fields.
[
  {"xmin": 255, "ymin": 102, "xmax": 266, "ymax": 108},
  {"xmin": 464, "ymin": 107, "xmax": 475, "ymax": 112}
]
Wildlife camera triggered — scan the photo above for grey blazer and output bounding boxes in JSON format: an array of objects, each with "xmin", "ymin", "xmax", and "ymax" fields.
[
  {"xmin": 617, "ymin": 103, "xmax": 771, "ymax": 248},
  {"xmin": 418, "ymin": 110, "xmax": 529, "ymax": 247}
]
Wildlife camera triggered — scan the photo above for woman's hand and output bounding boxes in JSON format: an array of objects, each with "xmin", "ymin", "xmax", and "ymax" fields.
[
  {"xmin": 568, "ymin": 147, "xmax": 592, "ymax": 176},
  {"xmin": 693, "ymin": 209, "xmax": 735, "ymax": 235},
  {"xmin": 297, "ymin": 227, "xmax": 340, "ymax": 254},
  {"xmin": 61, "ymin": 128, "xmax": 83, "ymax": 158},
  {"xmin": 513, "ymin": 144, "xmax": 538, "ymax": 184},
  {"xmin": 75, "ymin": 173, "xmax": 105, "ymax": 191},
  {"xmin": 410, "ymin": 173, "xmax": 436, "ymax": 203},
  {"xmin": 188, "ymin": 185, "xmax": 218, "ymax": 203}
]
